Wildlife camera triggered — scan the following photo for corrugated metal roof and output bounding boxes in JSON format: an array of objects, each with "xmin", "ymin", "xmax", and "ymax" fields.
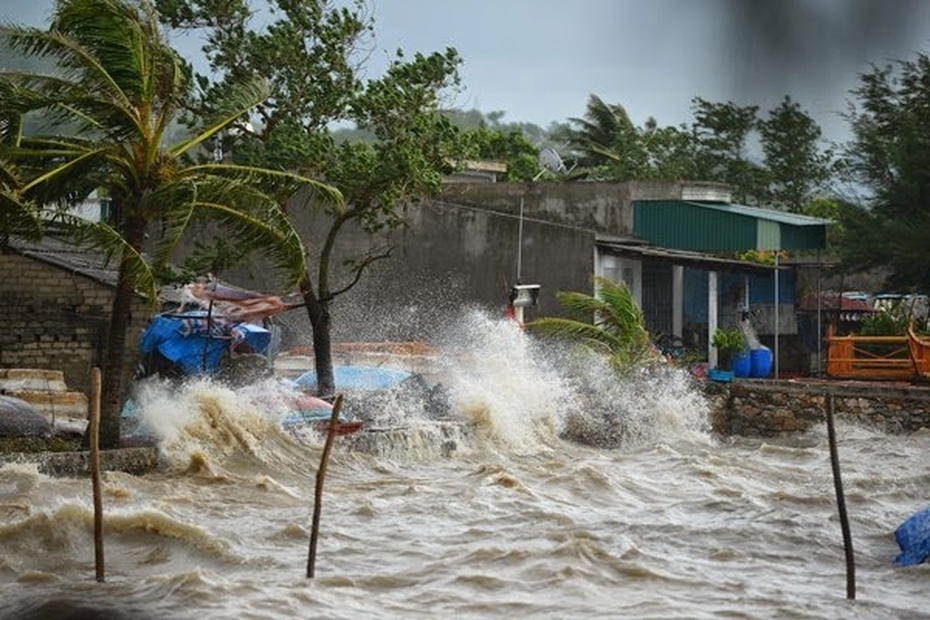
[
  {"xmin": 685, "ymin": 202, "xmax": 832, "ymax": 227},
  {"xmin": 633, "ymin": 200, "xmax": 832, "ymax": 251}
]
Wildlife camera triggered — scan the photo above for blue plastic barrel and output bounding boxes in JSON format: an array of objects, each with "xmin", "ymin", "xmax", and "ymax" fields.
[
  {"xmin": 732, "ymin": 351, "xmax": 751, "ymax": 378},
  {"xmin": 750, "ymin": 347, "xmax": 772, "ymax": 378}
]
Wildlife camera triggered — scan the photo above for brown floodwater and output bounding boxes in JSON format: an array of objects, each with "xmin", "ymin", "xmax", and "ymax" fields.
[{"xmin": 1, "ymin": 312, "xmax": 928, "ymax": 619}]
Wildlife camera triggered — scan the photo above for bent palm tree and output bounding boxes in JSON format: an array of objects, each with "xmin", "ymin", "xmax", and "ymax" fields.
[
  {"xmin": 0, "ymin": 0, "xmax": 341, "ymax": 447},
  {"xmin": 563, "ymin": 95, "xmax": 648, "ymax": 180},
  {"xmin": 525, "ymin": 276, "xmax": 655, "ymax": 370}
]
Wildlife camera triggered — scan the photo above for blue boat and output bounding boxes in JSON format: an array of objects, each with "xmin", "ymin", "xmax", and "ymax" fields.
[{"xmin": 295, "ymin": 365, "xmax": 412, "ymax": 391}]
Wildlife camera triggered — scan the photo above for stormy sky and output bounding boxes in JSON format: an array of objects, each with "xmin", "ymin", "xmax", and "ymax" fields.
[{"xmin": 3, "ymin": 0, "xmax": 930, "ymax": 143}]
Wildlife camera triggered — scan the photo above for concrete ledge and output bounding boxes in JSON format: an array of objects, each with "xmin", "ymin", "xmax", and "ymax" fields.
[{"xmin": 0, "ymin": 446, "xmax": 160, "ymax": 477}]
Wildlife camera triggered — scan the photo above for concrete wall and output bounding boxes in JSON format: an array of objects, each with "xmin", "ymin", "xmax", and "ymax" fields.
[
  {"xmin": 0, "ymin": 249, "xmax": 148, "ymax": 398},
  {"xmin": 705, "ymin": 379, "xmax": 930, "ymax": 436},
  {"xmin": 204, "ymin": 180, "xmax": 737, "ymax": 346},
  {"xmin": 213, "ymin": 182, "xmax": 624, "ymax": 346}
]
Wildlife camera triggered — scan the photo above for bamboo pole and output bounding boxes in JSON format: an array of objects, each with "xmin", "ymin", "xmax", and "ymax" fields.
[
  {"xmin": 307, "ymin": 394, "xmax": 343, "ymax": 578},
  {"xmin": 90, "ymin": 367, "xmax": 105, "ymax": 583},
  {"xmin": 825, "ymin": 392, "xmax": 855, "ymax": 599}
]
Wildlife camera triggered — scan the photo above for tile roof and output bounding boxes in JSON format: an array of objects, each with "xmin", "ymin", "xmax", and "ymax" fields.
[{"xmin": 5, "ymin": 236, "xmax": 119, "ymax": 287}]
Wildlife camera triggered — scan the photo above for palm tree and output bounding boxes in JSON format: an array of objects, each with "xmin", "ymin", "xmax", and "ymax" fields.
[
  {"xmin": 0, "ymin": 0, "xmax": 341, "ymax": 447},
  {"xmin": 525, "ymin": 276, "xmax": 656, "ymax": 370},
  {"xmin": 562, "ymin": 94, "xmax": 648, "ymax": 181}
]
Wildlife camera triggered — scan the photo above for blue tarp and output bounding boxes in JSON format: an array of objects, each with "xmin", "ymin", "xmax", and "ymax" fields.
[
  {"xmin": 295, "ymin": 365, "xmax": 412, "ymax": 390},
  {"xmin": 139, "ymin": 313, "xmax": 271, "ymax": 375},
  {"xmin": 895, "ymin": 506, "xmax": 930, "ymax": 566}
]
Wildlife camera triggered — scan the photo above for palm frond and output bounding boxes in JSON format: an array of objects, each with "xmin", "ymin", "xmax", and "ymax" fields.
[
  {"xmin": 140, "ymin": 178, "xmax": 198, "ymax": 264},
  {"xmin": 51, "ymin": 210, "xmax": 159, "ymax": 302},
  {"xmin": 50, "ymin": 0, "xmax": 151, "ymax": 102},
  {"xmin": 526, "ymin": 274, "xmax": 654, "ymax": 370},
  {"xmin": 0, "ymin": 190, "xmax": 44, "ymax": 240},
  {"xmin": 185, "ymin": 162, "xmax": 345, "ymax": 209},
  {"xmin": 19, "ymin": 146, "xmax": 110, "ymax": 193},
  {"xmin": 527, "ymin": 316, "xmax": 625, "ymax": 354},
  {"xmin": 2, "ymin": 25, "xmax": 135, "ymax": 117},
  {"xmin": 169, "ymin": 77, "xmax": 269, "ymax": 158},
  {"xmin": 194, "ymin": 200, "xmax": 308, "ymax": 289}
]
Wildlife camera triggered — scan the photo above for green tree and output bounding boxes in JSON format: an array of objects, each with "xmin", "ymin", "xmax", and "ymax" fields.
[
  {"xmin": 838, "ymin": 53, "xmax": 930, "ymax": 290},
  {"xmin": 690, "ymin": 97, "xmax": 768, "ymax": 204},
  {"xmin": 158, "ymin": 0, "xmax": 463, "ymax": 397},
  {"xmin": 758, "ymin": 96, "xmax": 832, "ymax": 213},
  {"xmin": 459, "ymin": 124, "xmax": 538, "ymax": 181},
  {"xmin": 525, "ymin": 276, "xmax": 655, "ymax": 370},
  {"xmin": 0, "ymin": 0, "xmax": 339, "ymax": 446},
  {"xmin": 639, "ymin": 118, "xmax": 698, "ymax": 181}
]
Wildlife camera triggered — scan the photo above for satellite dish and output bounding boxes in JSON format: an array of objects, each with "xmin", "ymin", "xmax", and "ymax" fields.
[{"xmin": 538, "ymin": 147, "xmax": 567, "ymax": 174}]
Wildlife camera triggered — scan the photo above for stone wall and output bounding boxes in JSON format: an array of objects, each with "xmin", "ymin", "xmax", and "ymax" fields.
[
  {"xmin": 0, "ymin": 250, "xmax": 148, "ymax": 399},
  {"xmin": 705, "ymin": 379, "xmax": 930, "ymax": 436}
]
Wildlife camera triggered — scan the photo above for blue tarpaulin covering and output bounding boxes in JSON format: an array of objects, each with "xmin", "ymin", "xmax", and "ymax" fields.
[
  {"xmin": 894, "ymin": 506, "xmax": 930, "ymax": 566},
  {"xmin": 295, "ymin": 365, "xmax": 411, "ymax": 390},
  {"xmin": 139, "ymin": 313, "xmax": 271, "ymax": 375}
]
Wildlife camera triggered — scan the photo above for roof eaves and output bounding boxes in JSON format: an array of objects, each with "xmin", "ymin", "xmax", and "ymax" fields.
[{"xmin": 596, "ymin": 237, "xmax": 785, "ymax": 274}]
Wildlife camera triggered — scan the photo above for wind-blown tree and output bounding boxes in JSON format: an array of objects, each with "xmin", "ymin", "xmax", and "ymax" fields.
[
  {"xmin": 525, "ymin": 276, "xmax": 655, "ymax": 370},
  {"xmin": 0, "ymin": 0, "xmax": 340, "ymax": 447},
  {"xmin": 560, "ymin": 94, "xmax": 648, "ymax": 180},
  {"xmin": 758, "ymin": 96, "xmax": 832, "ymax": 213},
  {"xmin": 157, "ymin": 0, "xmax": 464, "ymax": 397},
  {"xmin": 837, "ymin": 53, "xmax": 930, "ymax": 291},
  {"xmin": 690, "ymin": 97, "xmax": 768, "ymax": 204},
  {"xmin": 638, "ymin": 117, "xmax": 698, "ymax": 181}
]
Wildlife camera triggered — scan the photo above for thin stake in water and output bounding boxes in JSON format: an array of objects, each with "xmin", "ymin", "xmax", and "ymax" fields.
[
  {"xmin": 90, "ymin": 367, "xmax": 105, "ymax": 582},
  {"xmin": 307, "ymin": 394, "xmax": 344, "ymax": 578},
  {"xmin": 826, "ymin": 392, "xmax": 855, "ymax": 599}
]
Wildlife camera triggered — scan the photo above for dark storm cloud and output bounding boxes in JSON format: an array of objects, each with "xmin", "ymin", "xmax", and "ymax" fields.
[{"xmin": 722, "ymin": 0, "xmax": 930, "ymax": 102}]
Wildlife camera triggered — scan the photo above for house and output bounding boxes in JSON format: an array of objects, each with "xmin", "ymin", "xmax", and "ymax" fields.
[{"xmin": 0, "ymin": 236, "xmax": 149, "ymax": 399}]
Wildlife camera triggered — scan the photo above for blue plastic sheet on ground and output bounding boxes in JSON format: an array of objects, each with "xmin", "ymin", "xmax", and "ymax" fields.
[
  {"xmin": 894, "ymin": 506, "xmax": 930, "ymax": 566},
  {"xmin": 295, "ymin": 365, "xmax": 412, "ymax": 390}
]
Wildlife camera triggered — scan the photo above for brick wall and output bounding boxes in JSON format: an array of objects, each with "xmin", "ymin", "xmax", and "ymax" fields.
[{"xmin": 0, "ymin": 251, "xmax": 148, "ymax": 398}]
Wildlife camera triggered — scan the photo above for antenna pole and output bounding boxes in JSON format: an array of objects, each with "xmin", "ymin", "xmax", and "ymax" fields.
[{"xmin": 516, "ymin": 197, "xmax": 524, "ymax": 283}]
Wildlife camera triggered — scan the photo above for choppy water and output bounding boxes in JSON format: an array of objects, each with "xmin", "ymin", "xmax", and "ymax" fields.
[{"xmin": 1, "ymin": 311, "xmax": 928, "ymax": 619}]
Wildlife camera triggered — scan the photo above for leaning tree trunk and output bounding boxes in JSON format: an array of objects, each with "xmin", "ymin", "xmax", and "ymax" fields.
[
  {"xmin": 302, "ymin": 286, "xmax": 335, "ymax": 399},
  {"xmin": 98, "ymin": 216, "xmax": 146, "ymax": 449}
]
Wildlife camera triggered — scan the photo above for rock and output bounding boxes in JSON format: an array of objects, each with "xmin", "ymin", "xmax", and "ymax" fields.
[{"xmin": 0, "ymin": 395, "xmax": 52, "ymax": 437}]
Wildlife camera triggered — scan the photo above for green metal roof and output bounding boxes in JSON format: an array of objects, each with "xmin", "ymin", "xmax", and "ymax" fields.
[{"xmin": 632, "ymin": 200, "xmax": 832, "ymax": 251}]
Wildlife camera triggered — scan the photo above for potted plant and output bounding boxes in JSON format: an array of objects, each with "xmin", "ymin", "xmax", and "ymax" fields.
[{"xmin": 711, "ymin": 327, "xmax": 747, "ymax": 380}]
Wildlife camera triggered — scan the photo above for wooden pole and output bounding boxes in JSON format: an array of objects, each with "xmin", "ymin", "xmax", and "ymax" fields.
[
  {"xmin": 90, "ymin": 367, "xmax": 105, "ymax": 583},
  {"xmin": 307, "ymin": 394, "xmax": 343, "ymax": 579},
  {"xmin": 825, "ymin": 392, "xmax": 855, "ymax": 599}
]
